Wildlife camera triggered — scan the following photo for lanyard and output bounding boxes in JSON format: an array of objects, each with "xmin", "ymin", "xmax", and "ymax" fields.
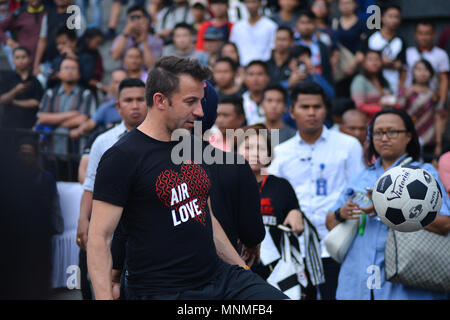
[{"xmin": 260, "ymin": 175, "xmax": 269, "ymax": 193}]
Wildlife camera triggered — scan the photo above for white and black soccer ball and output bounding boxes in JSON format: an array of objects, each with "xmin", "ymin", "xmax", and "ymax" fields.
[{"xmin": 372, "ymin": 165, "xmax": 442, "ymax": 232}]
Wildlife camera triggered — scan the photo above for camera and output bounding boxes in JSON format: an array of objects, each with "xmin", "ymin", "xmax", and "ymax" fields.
[{"xmin": 298, "ymin": 61, "xmax": 306, "ymax": 73}]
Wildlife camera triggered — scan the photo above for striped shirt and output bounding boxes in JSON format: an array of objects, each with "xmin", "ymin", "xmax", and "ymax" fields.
[
  {"xmin": 38, "ymin": 85, "xmax": 96, "ymax": 155},
  {"xmin": 39, "ymin": 85, "xmax": 95, "ymax": 116},
  {"xmin": 397, "ymin": 87, "xmax": 441, "ymax": 146}
]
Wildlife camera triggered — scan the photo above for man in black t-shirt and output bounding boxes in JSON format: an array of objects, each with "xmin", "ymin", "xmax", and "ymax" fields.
[{"xmin": 87, "ymin": 56, "xmax": 287, "ymax": 300}]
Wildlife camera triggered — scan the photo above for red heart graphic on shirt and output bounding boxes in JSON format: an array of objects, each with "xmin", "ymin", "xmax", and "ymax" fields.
[{"xmin": 155, "ymin": 162, "xmax": 210, "ymax": 226}]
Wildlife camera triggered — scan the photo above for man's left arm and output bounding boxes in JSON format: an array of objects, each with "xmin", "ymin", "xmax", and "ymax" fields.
[
  {"xmin": 208, "ymin": 198, "xmax": 247, "ymax": 268},
  {"xmin": 11, "ymin": 99, "xmax": 40, "ymax": 108}
]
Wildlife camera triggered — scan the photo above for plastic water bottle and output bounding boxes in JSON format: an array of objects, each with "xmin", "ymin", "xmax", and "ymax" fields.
[{"xmin": 345, "ymin": 188, "xmax": 372, "ymax": 235}]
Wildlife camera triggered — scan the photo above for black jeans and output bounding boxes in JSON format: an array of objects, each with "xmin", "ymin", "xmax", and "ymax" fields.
[
  {"xmin": 125, "ymin": 262, "xmax": 289, "ymax": 300},
  {"xmin": 78, "ymin": 249, "xmax": 92, "ymax": 300},
  {"xmin": 303, "ymin": 257, "xmax": 340, "ymax": 300},
  {"xmin": 318, "ymin": 257, "xmax": 341, "ymax": 300}
]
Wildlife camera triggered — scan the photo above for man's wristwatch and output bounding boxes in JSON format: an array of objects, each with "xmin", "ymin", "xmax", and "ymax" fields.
[{"xmin": 334, "ymin": 208, "xmax": 345, "ymax": 223}]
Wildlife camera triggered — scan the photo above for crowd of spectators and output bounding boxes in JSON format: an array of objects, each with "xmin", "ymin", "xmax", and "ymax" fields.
[{"xmin": 1, "ymin": 0, "xmax": 450, "ymax": 300}]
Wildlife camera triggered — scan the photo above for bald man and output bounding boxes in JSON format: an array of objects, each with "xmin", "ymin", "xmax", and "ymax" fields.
[{"xmin": 339, "ymin": 109, "xmax": 368, "ymax": 146}]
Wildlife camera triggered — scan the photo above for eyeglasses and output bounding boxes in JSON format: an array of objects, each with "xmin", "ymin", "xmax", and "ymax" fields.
[
  {"xmin": 373, "ymin": 130, "xmax": 408, "ymax": 140},
  {"xmin": 129, "ymin": 14, "xmax": 143, "ymax": 21}
]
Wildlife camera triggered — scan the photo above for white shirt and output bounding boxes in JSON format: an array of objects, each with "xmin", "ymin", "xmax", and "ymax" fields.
[
  {"xmin": 229, "ymin": 16, "xmax": 277, "ymax": 66},
  {"xmin": 405, "ymin": 46, "xmax": 450, "ymax": 89},
  {"xmin": 268, "ymin": 127, "xmax": 365, "ymax": 257},
  {"xmin": 242, "ymin": 91, "xmax": 266, "ymax": 125},
  {"xmin": 83, "ymin": 121, "xmax": 128, "ymax": 192}
]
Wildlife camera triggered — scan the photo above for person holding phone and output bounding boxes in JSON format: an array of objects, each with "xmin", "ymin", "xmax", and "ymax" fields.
[
  {"xmin": 283, "ymin": 45, "xmax": 335, "ymax": 100},
  {"xmin": 111, "ymin": 5, "xmax": 163, "ymax": 70}
]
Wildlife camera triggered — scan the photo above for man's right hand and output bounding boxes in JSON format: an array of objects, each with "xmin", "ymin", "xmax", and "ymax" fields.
[
  {"xmin": 339, "ymin": 199, "xmax": 363, "ymax": 220},
  {"xmin": 112, "ymin": 281, "xmax": 121, "ymax": 300},
  {"xmin": 14, "ymin": 82, "xmax": 30, "ymax": 95},
  {"xmin": 123, "ymin": 20, "xmax": 138, "ymax": 37},
  {"xmin": 76, "ymin": 217, "xmax": 89, "ymax": 250}
]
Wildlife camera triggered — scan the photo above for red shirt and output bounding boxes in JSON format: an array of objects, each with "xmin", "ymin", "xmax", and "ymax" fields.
[
  {"xmin": 0, "ymin": 8, "xmax": 46, "ymax": 65},
  {"xmin": 195, "ymin": 20, "xmax": 233, "ymax": 51}
]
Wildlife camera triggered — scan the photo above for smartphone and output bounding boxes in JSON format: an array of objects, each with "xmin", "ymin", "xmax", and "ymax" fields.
[
  {"xmin": 277, "ymin": 224, "xmax": 292, "ymax": 232},
  {"xmin": 298, "ymin": 61, "xmax": 306, "ymax": 73}
]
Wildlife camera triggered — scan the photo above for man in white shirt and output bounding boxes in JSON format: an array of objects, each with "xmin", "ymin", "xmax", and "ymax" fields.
[
  {"xmin": 268, "ymin": 81, "xmax": 364, "ymax": 300},
  {"xmin": 405, "ymin": 21, "xmax": 449, "ymax": 111},
  {"xmin": 229, "ymin": 0, "xmax": 277, "ymax": 66},
  {"xmin": 242, "ymin": 60, "xmax": 270, "ymax": 125}
]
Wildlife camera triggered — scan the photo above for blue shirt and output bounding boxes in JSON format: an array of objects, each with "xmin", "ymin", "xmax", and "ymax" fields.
[
  {"xmin": 333, "ymin": 154, "xmax": 450, "ymax": 300},
  {"xmin": 92, "ymin": 100, "xmax": 121, "ymax": 127}
]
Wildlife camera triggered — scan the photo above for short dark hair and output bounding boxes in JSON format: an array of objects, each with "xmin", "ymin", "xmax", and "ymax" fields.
[
  {"xmin": 118, "ymin": 78, "xmax": 145, "ymax": 97},
  {"xmin": 262, "ymin": 84, "xmax": 287, "ymax": 103},
  {"xmin": 56, "ymin": 26, "xmax": 77, "ymax": 41},
  {"xmin": 277, "ymin": 26, "xmax": 294, "ymax": 39},
  {"xmin": 416, "ymin": 19, "xmax": 435, "ymax": 30},
  {"xmin": 331, "ymin": 97, "xmax": 355, "ymax": 117},
  {"xmin": 214, "ymin": 56, "xmax": 239, "ymax": 72},
  {"xmin": 145, "ymin": 56, "xmax": 212, "ymax": 107},
  {"xmin": 290, "ymin": 81, "xmax": 325, "ymax": 106},
  {"xmin": 218, "ymin": 95, "xmax": 244, "ymax": 116},
  {"xmin": 290, "ymin": 45, "xmax": 311, "ymax": 60},
  {"xmin": 366, "ymin": 108, "xmax": 421, "ymax": 164},
  {"xmin": 127, "ymin": 4, "xmax": 149, "ymax": 17},
  {"xmin": 244, "ymin": 60, "xmax": 269, "ymax": 75},
  {"xmin": 13, "ymin": 46, "xmax": 30, "ymax": 57},
  {"xmin": 173, "ymin": 22, "xmax": 195, "ymax": 35},
  {"xmin": 297, "ymin": 10, "xmax": 316, "ymax": 21},
  {"xmin": 381, "ymin": 4, "xmax": 401, "ymax": 15}
]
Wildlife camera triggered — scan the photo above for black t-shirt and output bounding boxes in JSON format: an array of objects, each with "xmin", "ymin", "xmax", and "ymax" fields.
[
  {"xmin": 110, "ymin": 140, "xmax": 265, "ymax": 271},
  {"xmin": 0, "ymin": 71, "xmax": 44, "ymax": 129},
  {"xmin": 206, "ymin": 144, "xmax": 265, "ymax": 250},
  {"xmin": 258, "ymin": 175, "xmax": 300, "ymax": 251},
  {"xmin": 252, "ymin": 175, "xmax": 300, "ymax": 279},
  {"xmin": 93, "ymin": 129, "xmax": 220, "ymax": 295}
]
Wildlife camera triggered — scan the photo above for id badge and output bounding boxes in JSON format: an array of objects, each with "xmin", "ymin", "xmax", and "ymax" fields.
[{"xmin": 316, "ymin": 178, "xmax": 327, "ymax": 196}]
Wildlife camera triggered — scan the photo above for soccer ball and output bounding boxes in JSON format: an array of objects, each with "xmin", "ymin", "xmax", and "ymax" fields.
[{"xmin": 372, "ymin": 165, "xmax": 442, "ymax": 232}]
